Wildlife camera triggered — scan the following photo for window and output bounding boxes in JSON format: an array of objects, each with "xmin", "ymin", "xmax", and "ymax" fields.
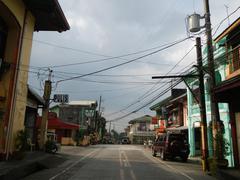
[
  {"xmin": 0, "ymin": 17, "xmax": 7, "ymax": 75},
  {"xmin": 0, "ymin": 17, "xmax": 7, "ymax": 60}
]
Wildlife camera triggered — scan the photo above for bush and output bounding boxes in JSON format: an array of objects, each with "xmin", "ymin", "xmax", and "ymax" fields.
[{"xmin": 15, "ymin": 130, "xmax": 28, "ymax": 152}]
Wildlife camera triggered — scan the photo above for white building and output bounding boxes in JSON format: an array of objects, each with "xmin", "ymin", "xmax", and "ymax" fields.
[{"xmin": 128, "ymin": 115, "xmax": 155, "ymax": 144}]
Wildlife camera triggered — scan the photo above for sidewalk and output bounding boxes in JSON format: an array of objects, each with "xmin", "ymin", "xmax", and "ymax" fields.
[
  {"xmin": 0, "ymin": 151, "xmax": 67, "ymax": 180},
  {"xmin": 188, "ymin": 156, "xmax": 202, "ymax": 164},
  {"xmin": 216, "ymin": 168, "xmax": 240, "ymax": 180},
  {"xmin": 143, "ymin": 145, "xmax": 240, "ymax": 179}
]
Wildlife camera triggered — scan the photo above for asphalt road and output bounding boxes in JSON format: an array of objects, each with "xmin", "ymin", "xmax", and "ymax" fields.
[{"xmin": 23, "ymin": 145, "xmax": 215, "ymax": 180}]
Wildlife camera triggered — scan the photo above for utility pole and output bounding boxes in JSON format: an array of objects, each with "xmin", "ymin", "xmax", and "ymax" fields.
[
  {"xmin": 39, "ymin": 69, "xmax": 52, "ymax": 150},
  {"xmin": 203, "ymin": 0, "xmax": 222, "ymax": 160},
  {"xmin": 196, "ymin": 37, "xmax": 209, "ymax": 171},
  {"xmin": 97, "ymin": 96, "xmax": 102, "ymax": 138},
  {"xmin": 109, "ymin": 121, "xmax": 111, "ymax": 134},
  {"xmin": 98, "ymin": 95, "xmax": 102, "ymax": 116}
]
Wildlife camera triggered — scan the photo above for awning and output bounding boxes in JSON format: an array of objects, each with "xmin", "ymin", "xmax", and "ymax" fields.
[
  {"xmin": 36, "ymin": 116, "xmax": 80, "ymax": 130},
  {"xmin": 215, "ymin": 75, "xmax": 240, "ymax": 102},
  {"xmin": 166, "ymin": 126, "xmax": 188, "ymax": 132}
]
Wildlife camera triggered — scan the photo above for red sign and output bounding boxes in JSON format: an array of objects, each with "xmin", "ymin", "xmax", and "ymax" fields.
[{"xmin": 152, "ymin": 117, "xmax": 158, "ymax": 124}]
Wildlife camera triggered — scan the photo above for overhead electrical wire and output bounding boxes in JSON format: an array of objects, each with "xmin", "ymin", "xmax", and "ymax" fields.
[
  {"xmin": 109, "ymin": 78, "xmax": 183, "ymax": 122},
  {"xmin": 24, "ymin": 36, "xmax": 190, "ymax": 68},
  {"xmin": 212, "ymin": 6, "xmax": 240, "ymax": 37},
  {"xmin": 106, "ymin": 25, "xmax": 240, "ymax": 118},
  {"xmin": 110, "ymin": 62, "xmax": 197, "ymax": 121},
  {"xmin": 105, "ymin": 46, "xmax": 195, "ymax": 117},
  {"xmin": 56, "ymin": 37, "xmax": 191, "ymax": 83}
]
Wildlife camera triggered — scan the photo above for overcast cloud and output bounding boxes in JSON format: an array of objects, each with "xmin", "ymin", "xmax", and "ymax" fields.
[{"xmin": 28, "ymin": 0, "xmax": 240, "ymax": 131}]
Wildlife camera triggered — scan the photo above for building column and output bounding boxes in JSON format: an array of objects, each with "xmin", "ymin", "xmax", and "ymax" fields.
[
  {"xmin": 189, "ymin": 122, "xmax": 195, "ymax": 156},
  {"xmin": 229, "ymin": 102, "xmax": 239, "ymax": 168}
]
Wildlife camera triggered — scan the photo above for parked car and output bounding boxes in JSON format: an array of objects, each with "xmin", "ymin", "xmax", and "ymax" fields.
[
  {"xmin": 121, "ymin": 137, "xmax": 130, "ymax": 144},
  {"xmin": 152, "ymin": 132, "xmax": 189, "ymax": 162}
]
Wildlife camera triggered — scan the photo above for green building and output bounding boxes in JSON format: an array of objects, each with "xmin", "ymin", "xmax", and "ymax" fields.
[{"xmin": 186, "ymin": 34, "xmax": 234, "ymax": 167}]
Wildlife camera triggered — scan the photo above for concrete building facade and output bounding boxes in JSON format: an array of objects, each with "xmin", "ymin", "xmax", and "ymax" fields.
[{"xmin": 0, "ymin": 0, "xmax": 69, "ymax": 158}]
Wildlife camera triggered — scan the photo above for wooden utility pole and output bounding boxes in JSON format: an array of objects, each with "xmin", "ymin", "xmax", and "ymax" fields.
[
  {"xmin": 39, "ymin": 69, "xmax": 52, "ymax": 150},
  {"xmin": 203, "ymin": 0, "xmax": 222, "ymax": 160},
  {"xmin": 196, "ymin": 37, "xmax": 209, "ymax": 171}
]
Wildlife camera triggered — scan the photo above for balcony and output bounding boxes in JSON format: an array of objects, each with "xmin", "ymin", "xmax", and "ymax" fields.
[{"xmin": 226, "ymin": 46, "xmax": 240, "ymax": 79}]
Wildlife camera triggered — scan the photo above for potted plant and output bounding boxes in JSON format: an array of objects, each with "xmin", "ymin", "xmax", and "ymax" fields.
[{"xmin": 13, "ymin": 130, "xmax": 28, "ymax": 160}]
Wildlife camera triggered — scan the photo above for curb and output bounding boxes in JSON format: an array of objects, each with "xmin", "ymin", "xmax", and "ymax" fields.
[
  {"xmin": 0, "ymin": 154, "xmax": 67, "ymax": 180},
  {"xmin": 0, "ymin": 161, "xmax": 46, "ymax": 180},
  {"xmin": 216, "ymin": 169, "xmax": 240, "ymax": 180}
]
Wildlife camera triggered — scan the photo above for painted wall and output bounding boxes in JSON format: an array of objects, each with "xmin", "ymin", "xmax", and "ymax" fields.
[
  {"xmin": 187, "ymin": 42, "xmax": 234, "ymax": 167},
  {"xmin": 0, "ymin": 0, "xmax": 35, "ymax": 154}
]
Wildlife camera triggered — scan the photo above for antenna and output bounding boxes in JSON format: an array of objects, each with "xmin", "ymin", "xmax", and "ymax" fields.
[{"xmin": 224, "ymin": 5, "xmax": 230, "ymax": 26}]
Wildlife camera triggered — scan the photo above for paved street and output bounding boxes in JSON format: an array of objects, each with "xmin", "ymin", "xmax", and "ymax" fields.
[{"xmin": 22, "ymin": 145, "xmax": 215, "ymax": 180}]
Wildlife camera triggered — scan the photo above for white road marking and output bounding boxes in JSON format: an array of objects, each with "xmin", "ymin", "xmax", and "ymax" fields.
[
  {"xmin": 49, "ymin": 149, "xmax": 99, "ymax": 180},
  {"xmin": 130, "ymin": 169, "xmax": 137, "ymax": 180},
  {"xmin": 143, "ymin": 149, "xmax": 195, "ymax": 180},
  {"xmin": 119, "ymin": 150, "xmax": 123, "ymax": 167},
  {"xmin": 120, "ymin": 168, "xmax": 125, "ymax": 180},
  {"xmin": 119, "ymin": 150, "xmax": 125, "ymax": 180},
  {"xmin": 119, "ymin": 150, "xmax": 137, "ymax": 180}
]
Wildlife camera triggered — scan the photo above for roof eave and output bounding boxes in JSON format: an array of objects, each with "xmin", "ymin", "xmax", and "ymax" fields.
[
  {"xmin": 214, "ymin": 17, "xmax": 240, "ymax": 43},
  {"xmin": 23, "ymin": 0, "xmax": 70, "ymax": 32}
]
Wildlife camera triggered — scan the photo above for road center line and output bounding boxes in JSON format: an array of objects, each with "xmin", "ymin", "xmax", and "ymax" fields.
[{"xmin": 49, "ymin": 149, "xmax": 99, "ymax": 180}]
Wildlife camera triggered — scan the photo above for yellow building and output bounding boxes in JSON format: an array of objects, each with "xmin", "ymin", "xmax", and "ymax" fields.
[{"xmin": 0, "ymin": 0, "xmax": 69, "ymax": 159}]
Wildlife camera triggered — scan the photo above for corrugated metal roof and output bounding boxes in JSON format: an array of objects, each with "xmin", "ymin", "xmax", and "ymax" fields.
[
  {"xmin": 214, "ymin": 17, "xmax": 240, "ymax": 43},
  {"xmin": 128, "ymin": 115, "xmax": 152, "ymax": 124},
  {"xmin": 28, "ymin": 85, "xmax": 44, "ymax": 105},
  {"xmin": 69, "ymin": 100, "xmax": 97, "ymax": 106}
]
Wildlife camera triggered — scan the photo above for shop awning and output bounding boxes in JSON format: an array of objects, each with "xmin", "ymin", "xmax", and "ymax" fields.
[
  {"xmin": 36, "ymin": 116, "xmax": 80, "ymax": 130},
  {"xmin": 166, "ymin": 126, "xmax": 188, "ymax": 132}
]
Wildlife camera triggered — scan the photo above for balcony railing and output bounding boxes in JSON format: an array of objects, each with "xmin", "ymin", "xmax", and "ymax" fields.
[
  {"xmin": 229, "ymin": 46, "xmax": 240, "ymax": 73},
  {"xmin": 214, "ymin": 44, "xmax": 240, "ymax": 80}
]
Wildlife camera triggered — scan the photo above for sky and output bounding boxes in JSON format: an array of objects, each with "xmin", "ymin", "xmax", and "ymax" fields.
[{"xmin": 28, "ymin": 0, "xmax": 240, "ymax": 132}]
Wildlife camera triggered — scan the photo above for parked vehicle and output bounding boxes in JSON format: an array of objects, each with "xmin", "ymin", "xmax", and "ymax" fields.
[
  {"xmin": 45, "ymin": 132, "xmax": 60, "ymax": 153},
  {"xmin": 121, "ymin": 137, "xmax": 130, "ymax": 144},
  {"xmin": 152, "ymin": 132, "xmax": 189, "ymax": 162}
]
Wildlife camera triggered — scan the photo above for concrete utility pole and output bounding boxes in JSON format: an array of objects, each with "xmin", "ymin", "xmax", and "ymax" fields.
[
  {"xmin": 109, "ymin": 121, "xmax": 112, "ymax": 134},
  {"xmin": 203, "ymin": 0, "xmax": 222, "ymax": 160},
  {"xmin": 196, "ymin": 37, "xmax": 209, "ymax": 171},
  {"xmin": 98, "ymin": 95, "xmax": 102, "ymax": 116},
  {"xmin": 97, "ymin": 96, "xmax": 102, "ymax": 136},
  {"xmin": 39, "ymin": 69, "xmax": 52, "ymax": 150}
]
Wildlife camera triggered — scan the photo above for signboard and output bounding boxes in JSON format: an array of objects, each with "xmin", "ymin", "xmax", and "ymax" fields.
[
  {"xmin": 85, "ymin": 109, "xmax": 95, "ymax": 118},
  {"xmin": 53, "ymin": 94, "xmax": 69, "ymax": 103},
  {"xmin": 151, "ymin": 117, "xmax": 158, "ymax": 124}
]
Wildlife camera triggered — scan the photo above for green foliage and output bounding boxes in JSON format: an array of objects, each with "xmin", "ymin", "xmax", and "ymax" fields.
[
  {"xmin": 215, "ymin": 132, "xmax": 230, "ymax": 157},
  {"xmin": 15, "ymin": 130, "xmax": 28, "ymax": 152}
]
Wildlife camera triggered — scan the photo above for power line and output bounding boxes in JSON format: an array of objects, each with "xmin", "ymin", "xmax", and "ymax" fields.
[
  {"xmin": 106, "ymin": 45, "xmax": 195, "ymax": 116},
  {"xmin": 109, "ymin": 78, "xmax": 183, "ymax": 122},
  {"xmin": 212, "ymin": 6, "xmax": 240, "ymax": 37},
  {"xmin": 56, "ymin": 37, "xmax": 191, "ymax": 83},
  {"xmin": 26, "ymin": 36, "xmax": 190, "ymax": 68}
]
